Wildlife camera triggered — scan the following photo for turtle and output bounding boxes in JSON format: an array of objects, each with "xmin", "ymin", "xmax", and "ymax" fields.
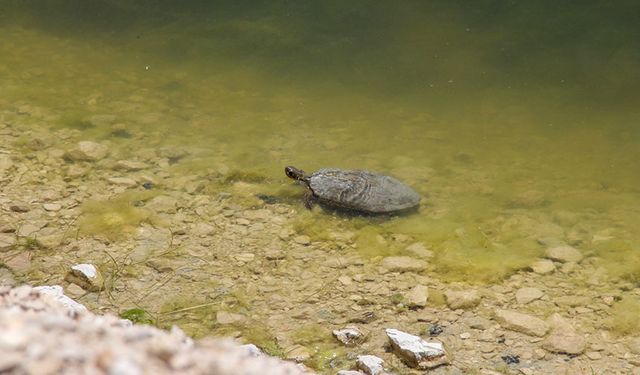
[{"xmin": 285, "ymin": 166, "xmax": 421, "ymax": 214}]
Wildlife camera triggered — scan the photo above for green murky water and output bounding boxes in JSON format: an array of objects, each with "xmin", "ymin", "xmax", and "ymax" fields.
[{"xmin": 1, "ymin": 1, "xmax": 640, "ymax": 368}]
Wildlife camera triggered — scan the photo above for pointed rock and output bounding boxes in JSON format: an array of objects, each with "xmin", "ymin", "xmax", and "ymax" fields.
[{"xmin": 385, "ymin": 328, "xmax": 449, "ymax": 369}]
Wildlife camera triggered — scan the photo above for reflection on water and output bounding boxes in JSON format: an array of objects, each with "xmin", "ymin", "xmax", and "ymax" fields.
[{"xmin": 1, "ymin": 0, "xmax": 639, "ymax": 371}]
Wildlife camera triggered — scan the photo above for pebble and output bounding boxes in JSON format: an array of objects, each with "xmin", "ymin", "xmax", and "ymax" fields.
[
  {"xmin": 444, "ymin": 290, "xmax": 481, "ymax": 310},
  {"xmin": 235, "ymin": 253, "xmax": 255, "ymax": 262},
  {"xmin": 356, "ymin": 355, "xmax": 384, "ymax": 375},
  {"xmin": 585, "ymin": 351, "xmax": 602, "ymax": 360},
  {"xmin": 385, "ymin": 328, "xmax": 449, "ymax": 369},
  {"xmin": 42, "ymin": 203, "xmax": 62, "ymax": 212},
  {"xmin": 405, "ymin": 284, "xmax": 429, "ymax": 308},
  {"xmin": 64, "ymin": 264, "xmax": 104, "ymax": 292},
  {"xmin": 337, "ymin": 371, "xmax": 365, "ymax": 375},
  {"xmin": 515, "ymin": 287, "xmax": 544, "ymax": 304},
  {"xmin": 107, "ymin": 177, "xmax": 138, "ymax": 187},
  {"xmin": 380, "ymin": 256, "xmax": 427, "ymax": 273},
  {"xmin": 493, "ymin": 309, "xmax": 549, "ymax": 337},
  {"xmin": 332, "ymin": 326, "xmax": 364, "ymax": 346},
  {"xmin": 545, "ymin": 245, "xmax": 583, "ymax": 263},
  {"xmin": 265, "ymin": 249, "xmax": 285, "ymax": 260},
  {"xmin": 293, "ymin": 235, "xmax": 310, "ymax": 245},
  {"xmin": 530, "ymin": 259, "xmax": 555, "ymax": 274}
]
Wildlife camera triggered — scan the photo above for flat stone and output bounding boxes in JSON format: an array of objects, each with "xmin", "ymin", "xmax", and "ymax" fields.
[
  {"xmin": 115, "ymin": 160, "xmax": 149, "ymax": 171},
  {"xmin": 235, "ymin": 253, "xmax": 255, "ymax": 262},
  {"xmin": 380, "ymin": 256, "xmax": 426, "ymax": 273},
  {"xmin": 42, "ymin": 203, "xmax": 62, "ymax": 212},
  {"xmin": 337, "ymin": 371, "xmax": 365, "ymax": 375},
  {"xmin": 627, "ymin": 337, "xmax": 640, "ymax": 354},
  {"xmin": 216, "ymin": 311, "xmax": 245, "ymax": 325},
  {"xmin": 385, "ymin": 328, "xmax": 449, "ymax": 369},
  {"xmin": 64, "ymin": 264, "xmax": 104, "ymax": 292},
  {"xmin": 65, "ymin": 141, "xmax": 109, "ymax": 162},
  {"xmin": 444, "ymin": 290, "xmax": 481, "ymax": 310},
  {"xmin": 543, "ymin": 331, "xmax": 586, "ymax": 355},
  {"xmin": 405, "ymin": 284, "xmax": 429, "ymax": 308},
  {"xmin": 515, "ymin": 287, "xmax": 544, "ymax": 304},
  {"xmin": 108, "ymin": 177, "xmax": 138, "ymax": 187},
  {"xmin": 356, "ymin": 355, "xmax": 384, "ymax": 375},
  {"xmin": 264, "ymin": 249, "xmax": 285, "ymax": 260},
  {"xmin": 530, "ymin": 259, "xmax": 555, "ymax": 274},
  {"xmin": 293, "ymin": 235, "xmax": 311, "ymax": 245},
  {"xmin": 405, "ymin": 242, "xmax": 433, "ymax": 258},
  {"xmin": 545, "ymin": 245, "xmax": 583, "ymax": 263},
  {"xmin": 0, "ymin": 234, "xmax": 16, "ymax": 251},
  {"xmin": 146, "ymin": 195, "xmax": 179, "ymax": 214},
  {"xmin": 494, "ymin": 309, "xmax": 549, "ymax": 337},
  {"xmin": 332, "ymin": 327, "xmax": 364, "ymax": 346}
]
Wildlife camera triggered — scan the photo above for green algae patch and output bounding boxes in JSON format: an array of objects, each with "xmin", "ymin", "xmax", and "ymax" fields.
[
  {"xmin": 78, "ymin": 191, "xmax": 160, "ymax": 240},
  {"xmin": 591, "ymin": 238, "xmax": 640, "ymax": 283},
  {"xmin": 291, "ymin": 324, "xmax": 347, "ymax": 371},
  {"xmin": 120, "ymin": 308, "xmax": 155, "ymax": 325},
  {"xmin": 434, "ymin": 233, "xmax": 542, "ymax": 284},
  {"xmin": 608, "ymin": 297, "xmax": 640, "ymax": 336}
]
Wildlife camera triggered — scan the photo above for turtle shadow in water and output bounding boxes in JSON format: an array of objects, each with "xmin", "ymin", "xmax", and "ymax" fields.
[
  {"xmin": 314, "ymin": 201, "xmax": 421, "ymax": 219},
  {"xmin": 255, "ymin": 192, "xmax": 420, "ymax": 219}
]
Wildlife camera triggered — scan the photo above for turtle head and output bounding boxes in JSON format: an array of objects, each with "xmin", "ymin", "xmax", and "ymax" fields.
[{"xmin": 285, "ymin": 166, "xmax": 308, "ymax": 182}]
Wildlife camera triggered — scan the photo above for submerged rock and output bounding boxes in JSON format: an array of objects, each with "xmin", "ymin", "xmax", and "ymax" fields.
[
  {"xmin": 64, "ymin": 264, "xmax": 104, "ymax": 292},
  {"xmin": 542, "ymin": 314, "xmax": 586, "ymax": 355},
  {"xmin": 385, "ymin": 328, "xmax": 449, "ymax": 369},
  {"xmin": 545, "ymin": 245, "xmax": 583, "ymax": 263},
  {"xmin": 530, "ymin": 259, "xmax": 556, "ymax": 274},
  {"xmin": 515, "ymin": 287, "xmax": 544, "ymax": 305},
  {"xmin": 64, "ymin": 141, "xmax": 109, "ymax": 162},
  {"xmin": 380, "ymin": 256, "xmax": 426, "ymax": 273}
]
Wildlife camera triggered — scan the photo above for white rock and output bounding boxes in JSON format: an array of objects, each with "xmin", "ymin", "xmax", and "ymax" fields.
[
  {"xmin": 385, "ymin": 328, "xmax": 449, "ymax": 369},
  {"xmin": 380, "ymin": 256, "xmax": 426, "ymax": 273},
  {"xmin": 337, "ymin": 371, "xmax": 365, "ymax": 375},
  {"xmin": 33, "ymin": 285, "xmax": 87, "ymax": 316},
  {"xmin": 332, "ymin": 327, "xmax": 364, "ymax": 346},
  {"xmin": 545, "ymin": 245, "xmax": 583, "ymax": 263},
  {"xmin": 356, "ymin": 355, "xmax": 384, "ymax": 375},
  {"xmin": 515, "ymin": 287, "xmax": 544, "ymax": 304},
  {"xmin": 405, "ymin": 284, "xmax": 429, "ymax": 308},
  {"xmin": 494, "ymin": 309, "xmax": 549, "ymax": 337}
]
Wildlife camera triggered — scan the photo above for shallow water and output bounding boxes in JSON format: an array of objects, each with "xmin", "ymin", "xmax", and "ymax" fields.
[{"xmin": 1, "ymin": 1, "xmax": 640, "ymax": 372}]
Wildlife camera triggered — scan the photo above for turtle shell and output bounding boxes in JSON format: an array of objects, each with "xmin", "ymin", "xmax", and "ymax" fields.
[{"xmin": 307, "ymin": 168, "xmax": 420, "ymax": 213}]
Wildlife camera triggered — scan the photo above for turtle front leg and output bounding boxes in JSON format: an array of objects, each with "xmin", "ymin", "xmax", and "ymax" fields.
[{"xmin": 303, "ymin": 189, "xmax": 317, "ymax": 209}]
